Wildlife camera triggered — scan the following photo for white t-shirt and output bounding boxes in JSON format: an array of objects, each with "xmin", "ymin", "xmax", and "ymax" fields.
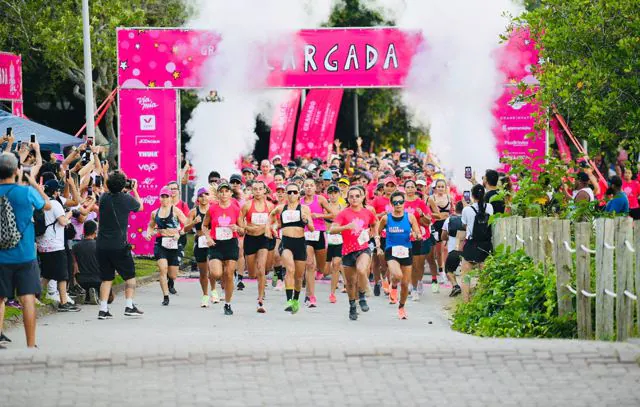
[
  {"xmin": 36, "ymin": 199, "xmax": 66, "ymax": 253},
  {"xmin": 461, "ymin": 202, "xmax": 494, "ymax": 239},
  {"xmin": 442, "ymin": 218, "xmax": 456, "ymax": 252}
]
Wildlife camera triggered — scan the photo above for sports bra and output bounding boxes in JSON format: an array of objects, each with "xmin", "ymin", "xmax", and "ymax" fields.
[
  {"xmin": 280, "ymin": 204, "xmax": 306, "ymax": 229},
  {"xmin": 155, "ymin": 206, "xmax": 179, "ymax": 241},
  {"xmin": 437, "ymin": 196, "xmax": 451, "ymax": 213},
  {"xmin": 194, "ymin": 206, "xmax": 206, "ymax": 232}
]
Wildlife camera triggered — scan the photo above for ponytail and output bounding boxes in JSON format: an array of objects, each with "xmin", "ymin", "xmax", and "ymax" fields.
[{"xmin": 471, "ymin": 184, "xmax": 486, "ymax": 213}]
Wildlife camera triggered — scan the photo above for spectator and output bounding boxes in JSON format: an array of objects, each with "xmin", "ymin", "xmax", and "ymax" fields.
[
  {"xmin": 604, "ymin": 176, "xmax": 629, "ymax": 215},
  {"xmin": 72, "ymin": 220, "xmax": 101, "ymax": 305},
  {"xmin": 572, "ymin": 172, "xmax": 595, "ymax": 203},
  {"xmin": 483, "ymin": 169, "xmax": 505, "ymax": 214},
  {"xmin": 622, "ymin": 168, "xmax": 640, "ymax": 219},
  {"xmin": 0, "ymin": 152, "xmax": 50, "ymax": 348},
  {"xmin": 37, "ymin": 179, "xmax": 79, "ymax": 312}
]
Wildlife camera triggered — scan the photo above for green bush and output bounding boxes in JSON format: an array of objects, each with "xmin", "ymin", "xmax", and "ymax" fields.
[{"xmin": 452, "ymin": 247, "xmax": 577, "ymax": 338}]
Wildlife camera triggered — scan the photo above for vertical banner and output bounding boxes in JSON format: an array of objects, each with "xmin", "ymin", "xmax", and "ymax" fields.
[
  {"xmin": 119, "ymin": 88, "xmax": 178, "ymax": 255},
  {"xmin": 294, "ymin": 89, "xmax": 344, "ymax": 159},
  {"xmin": 0, "ymin": 52, "xmax": 22, "ymax": 101},
  {"xmin": 269, "ymin": 89, "xmax": 302, "ymax": 162},
  {"xmin": 12, "ymin": 101, "xmax": 25, "ymax": 118}
]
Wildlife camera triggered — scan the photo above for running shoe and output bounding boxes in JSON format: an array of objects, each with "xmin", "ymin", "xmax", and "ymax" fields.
[
  {"xmin": 438, "ymin": 271, "xmax": 447, "ymax": 285},
  {"xmin": 271, "ymin": 272, "xmax": 278, "ymax": 287},
  {"xmin": 382, "ymin": 280, "xmax": 390, "ymax": 296},
  {"xmin": 398, "ymin": 307, "xmax": 408, "ymax": 320},
  {"xmin": 416, "ymin": 280, "xmax": 424, "ymax": 295},
  {"xmin": 304, "ymin": 296, "xmax": 311, "ymax": 307},
  {"xmin": 341, "ymin": 286, "xmax": 347, "ymax": 293},
  {"xmin": 285, "ymin": 299, "xmax": 294, "ymax": 312},
  {"xmin": 349, "ymin": 303, "xmax": 358, "ymax": 320},
  {"xmin": 66, "ymin": 295, "xmax": 75, "ymax": 305},
  {"xmin": 68, "ymin": 284, "xmax": 86, "ymax": 297},
  {"xmin": 58, "ymin": 302, "xmax": 80, "ymax": 312},
  {"xmin": 308, "ymin": 296, "xmax": 317, "ymax": 308},
  {"xmin": 373, "ymin": 282, "xmax": 381, "ymax": 297},
  {"xmin": 162, "ymin": 297, "xmax": 170, "ymax": 306},
  {"xmin": 224, "ymin": 304, "xmax": 233, "ymax": 315},
  {"xmin": 88, "ymin": 288, "xmax": 99, "ymax": 305},
  {"xmin": 316, "ymin": 271, "xmax": 323, "ymax": 281},
  {"xmin": 6, "ymin": 299, "xmax": 22, "ymax": 309},
  {"xmin": 411, "ymin": 289, "xmax": 420, "ymax": 302},
  {"xmin": 201, "ymin": 295, "xmax": 209, "ymax": 308},
  {"xmin": 257, "ymin": 302, "xmax": 266, "ymax": 313},
  {"xmin": 210, "ymin": 290, "xmax": 220, "ymax": 304},
  {"xmin": 45, "ymin": 291, "xmax": 60, "ymax": 303},
  {"xmin": 389, "ymin": 288, "xmax": 398, "ymax": 305},
  {"xmin": 329, "ymin": 293, "xmax": 337, "ymax": 303},
  {"xmin": 168, "ymin": 287, "xmax": 178, "ymax": 295},
  {"xmin": 124, "ymin": 305, "xmax": 144, "ymax": 316},
  {"xmin": 275, "ymin": 280, "xmax": 284, "ymax": 291},
  {"xmin": 359, "ymin": 298, "xmax": 370, "ymax": 312},
  {"xmin": 0, "ymin": 332, "xmax": 11, "ymax": 344},
  {"xmin": 291, "ymin": 299, "xmax": 300, "ymax": 314},
  {"xmin": 431, "ymin": 281, "xmax": 440, "ymax": 294},
  {"xmin": 449, "ymin": 285, "xmax": 462, "ymax": 297},
  {"xmin": 98, "ymin": 310, "xmax": 113, "ymax": 320},
  {"xmin": 237, "ymin": 280, "xmax": 245, "ymax": 291}
]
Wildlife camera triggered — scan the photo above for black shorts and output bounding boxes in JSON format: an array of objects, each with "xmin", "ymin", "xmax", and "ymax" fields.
[
  {"xmin": 39, "ymin": 250, "xmax": 69, "ymax": 281},
  {"xmin": 244, "ymin": 234, "xmax": 269, "ymax": 256},
  {"xmin": 306, "ymin": 231, "xmax": 326, "ymax": 251},
  {"xmin": 208, "ymin": 238, "xmax": 239, "ymax": 262},
  {"xmin": 433, "ymin": 220, "xmax": 446, "ymax": 241},
  {"xmin": 267, "ymin": 237, "xmax": 276, "ymax": 251},
  {"xmin": 630, "ymin": 207, "xmax": 640, "ymax": 220},
  {"xmin": 411, "ymin": 239, "xmax": 432, "ymax": 256},
  {"xmin": 279, "ymin": 236, "xmax": 307, "ymax": 262},
  {"xmin": 326, "ymin": 244, "xmax": 343, "ymax": 261},
  {"xmin": 384, "ymin": 247, "xmax": 413, "ymax": 267},
  {"xmin": 194, "ymin": 246, "xmax": 208, "ymax": 263},
  {"xmin": 154, "ymin": 242, "xmax": 180, "ymax": 267},
  {"xmin": 0, "ymin": 260, "xmax": 42, "ymax": 297},
  {"xmin": 97, "ymin": 247, "xmax": 136, "ymax": 281},
  {"xmin": 445, "ymin": 250, "xmax": 462, "ymax": 273},
  {"xmin": 178, "ymin": 234, "xmax": 187, "ymax": 260},
  {"xmin": 342, "ymin": 248, "xmax": 372, "ymax": 268},
  {"xmin": 462, "ymin": 240, "xmax": 493, "ymax": 264}
]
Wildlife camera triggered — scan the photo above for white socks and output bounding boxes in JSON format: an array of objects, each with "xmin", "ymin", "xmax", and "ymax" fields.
[
  {"xmin": 99, "ymin": 300, "xmax": 108, "ymax": 312},
  {"xmin": 125, "ymin": 298, "xmax": 134, "ymax": 308}
]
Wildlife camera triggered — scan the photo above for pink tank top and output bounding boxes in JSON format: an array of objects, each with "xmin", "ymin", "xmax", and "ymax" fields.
[{"xmin": 304, "ymin": 195, "xmax": 326, "ymax": 232}]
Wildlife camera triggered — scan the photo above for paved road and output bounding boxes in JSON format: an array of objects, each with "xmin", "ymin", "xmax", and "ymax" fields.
[{"xmin": 2, "ymin": 277, "xmax": 640, "ymax": 406}]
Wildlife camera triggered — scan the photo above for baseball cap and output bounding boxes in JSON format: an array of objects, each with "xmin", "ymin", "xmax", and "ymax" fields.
[
  {"xmin": 308, "ymin": 163, "xmax": 317, "ymax": 171},
  {"xmin": 197, "ymin": 187, "xmax": 208, "ymax": 197},
  {"xmin": 338, "ymin": 177, "xmax": 350, "ymax": 186},
  {"xmin": 272, "ymin": 155, "xmax": 282, "ymax": 161},
  {"xmin": 416, "ymin": 179, "xmax": 427, "ymax": 186},
  {"xmin": 276, "ymin": 183, "xmax": 286, "ymax": 191},
  {"xmin": 44, "ymin": 179, "xmax": 61, "ymax": 195},
  {"xmin": 287, "ymin": 161, "xmax": 297, "ymax": 168},
  {"xmin": 383, "ymin": 177, "xmax": 397, "ymax": 186},
  {"xmin": 230, "ymin": 174, "xmax": 243, "ymax": 183},
  {"xmin": 576, "ymin": 172, "xmax": 589, "ymax": 183},
  {"xmin": 159, "ymin": 186, "xmax": 172, "ymax": 197},
  {"xmin": 327, "ymin": 184, "xmax": 340, "ymax": 193},
  {"xmin": 217, "ymin": 182, "xmax": 231, "ymax": 191},
  {"xmin": 241, "ymin": 167, "xmax": 252, "ymax": 174},
  {"xmin": 322, "ymin": 170, "xmax": 333, "ymax": 181}
]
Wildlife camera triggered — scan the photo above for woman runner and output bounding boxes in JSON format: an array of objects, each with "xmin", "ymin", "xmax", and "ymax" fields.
[
  {"xmin": 427, "ymin": 179, "xmax": 450, "ymax": 292},
  {"xmin": 403, "ymin": 180, "xmax": 433, "ymax": 301},
  {"xmin": 378, "ymin": 191, "xmax": 422, "ymax": 319},
  {"xmin": 145, "ymin": 186, "xmax": 188, "ymax": 306},
  {"xmin": 202, "ymin": 182, "xmax": 244, "ymax": 316},
  {"xmin": 330, "ymin": 186, "xmax": 379, "ymax": 321},
  {"xmin": 266, "ymin": 183, "xmax": 314, "ymax": 314},
  {"xmin": 325, "ymin": 184, "xmax": 346, "ymax": 303}
]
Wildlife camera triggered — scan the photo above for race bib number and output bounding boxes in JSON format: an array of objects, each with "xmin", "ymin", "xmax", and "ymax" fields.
[
  {"xmin": 282, "ymin": 210, "xmax": 301, "ymax": 224},
  {"xmin": 161, "ymin": 237, "xmax": 179, "ymax": 250},
  {"xmin": 357, "ymin": 229, "xmax": 370, "ymax": 246},
  {"xmin": 251, "ymin": 212, "xmax": 269, "ymax": 225},
  {"xmin": 305, "ymin": 231, "xmax": 321, "ymax": 241},
  {"xmin": 216, "ymin": 227, "xmax": 233, "ymax": 241},
  {"xmin": 197, "ymin": 235, "xmax": 209, "ymax": 248},
  {"xmin": 392, "ymin": 246, "xmax": 409, "ymax": 258},
  {"xmin": 420, "ymin": 226, "xmax": 427, "ymax": 236},
  {"xmin": 327, "ymin": 233, "xmax": 343, "ymax": 245}
]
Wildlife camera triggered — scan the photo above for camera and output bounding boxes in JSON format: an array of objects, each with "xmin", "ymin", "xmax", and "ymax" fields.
[{"xmin": 125, "ymin": 179, "xmax": 136, "ymax": 190}]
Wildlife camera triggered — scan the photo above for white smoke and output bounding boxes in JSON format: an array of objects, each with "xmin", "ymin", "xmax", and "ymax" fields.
[
  {"xmin": 184, "ymin": 0, "xmax": 336, "ymax": 178},
  {"xmin": 366, "ymin": 0, "xmax": 523, "ymax": 185}
]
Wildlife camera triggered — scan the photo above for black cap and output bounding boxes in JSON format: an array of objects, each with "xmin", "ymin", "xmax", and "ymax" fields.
[
  {"xmin": 230, "ymin": 174, "xmax": 242, "ymax": 183},
  {"xmin": 217, "ymin": 182, "xmax": 232, "ymax": 191},
  {"xmin": 327, "ymin": 184, "xmax": 340, "ymax": 193},
  {"xmin": 241, "ymin": 167, "xmax": 252, "ymax": 174},
  {"xmin": 287, "ymin": 161, "xmax": 297, "ymax": 168},
  {"xmin": 576, "ymin": 172, "xmax": 589, "ymax": 183}
]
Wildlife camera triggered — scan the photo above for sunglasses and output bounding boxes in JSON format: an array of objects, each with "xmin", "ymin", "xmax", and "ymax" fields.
[
  {"xmin": 160, "ymin": 194, "xmax": 170, "ymax": 198},
  {"xmin": 287, "ymin": 190, "xmax": 299, "ymax": 195},
  {"xmin": 199, "ymin": 193, "xmax": 210, "ymax": 197},
  {"xmin": 230, "ymin": 180, "xmax": 242, "ymax": 184},
  {"xmin": 209, "ymin": 179, "xmax": 218, "ymax": 184},
  {"xmin": 348, "ymin": 194, "xmax": 361, "ymax": 200},
  {"xmin": 392, "ymin": 200, "xmax": 405, "ymax": 205}
]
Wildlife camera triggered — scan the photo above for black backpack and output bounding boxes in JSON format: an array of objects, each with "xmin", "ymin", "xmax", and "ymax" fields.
[{"xmin": 470, "ymin": 205, "xmax": 491, "ymax": 242}]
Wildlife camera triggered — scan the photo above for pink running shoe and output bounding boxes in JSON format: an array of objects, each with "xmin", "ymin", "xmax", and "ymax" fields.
[
  {"xmin": 309, "ymin": 295, "xmax": 317, "ymax": 308},
  {"xmin": 329, "ymin": 293, "xmax": 337, "ymax": 303}
]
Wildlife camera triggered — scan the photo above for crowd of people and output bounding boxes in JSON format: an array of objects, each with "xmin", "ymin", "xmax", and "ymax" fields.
[{"xmin": 1, "ymin": 130, "xmax": 638, "ymax": 348}]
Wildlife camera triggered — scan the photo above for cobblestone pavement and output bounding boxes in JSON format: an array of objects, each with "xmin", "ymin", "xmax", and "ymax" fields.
[{"xmin": 2, "ymin": 278, "xmax": 640, "ymax": 406}]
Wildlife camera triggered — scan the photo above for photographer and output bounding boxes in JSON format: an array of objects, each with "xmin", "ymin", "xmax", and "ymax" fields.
[{"xmin": 96, "ymin": 171, "xmax": 144, "ymax": 319}]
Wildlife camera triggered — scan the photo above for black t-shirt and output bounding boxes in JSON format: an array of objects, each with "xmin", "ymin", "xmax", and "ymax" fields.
[
  {"xmin": 485, "ymin": 189, "xmax": 505, "ymax": 214},
  {"xmin": 96, "ymin": 192, "xmax": 141, "ymax": 250},
  {"xmin": 72, "ymin": 239, "xmax": 101, "ymax": 284}
]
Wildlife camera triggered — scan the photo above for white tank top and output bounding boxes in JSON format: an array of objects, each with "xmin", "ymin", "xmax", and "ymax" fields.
[{"xmin": 572, "ymin": 187, "xmax": 595, "ymax": 202}]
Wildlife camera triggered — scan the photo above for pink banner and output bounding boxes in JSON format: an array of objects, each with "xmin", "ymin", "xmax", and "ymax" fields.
[
  {"xmin": 550, "ymin": 117, "xmax": 572, "ymax": 163},
  {"xmin": 12, "ymin": 101, "xmax": 25, "ymax": 118},
  {"xmin": 0, "ymin": 52, "xmax": 22, "ymax": 101},
  {"xmin": 294, "ymin": 89, "xmax": 344, "ymax": 159},
  {"xmin": 117, "ymin": 28, "xmax": 421, "ymax": 89},
  {"xmin": 118, "ymin": 88, "xmax": 178, "ymax": 255},
  {"xmin": 269, "ymin": 90, "xmax": 301, "ymax": 162}
]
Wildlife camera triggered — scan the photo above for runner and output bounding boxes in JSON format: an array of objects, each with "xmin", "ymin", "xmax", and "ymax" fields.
[
  {"xmin": 266, "ymin": 183, "xmax": 314, "ymax": 314},
  {"xmin": 184, "ymin": 187, "xmax": 219, "ymax": 307},
  {"xmin": 403, "ymin": 180, "xmax": 433, "ymax": 301},
  {"xmin": 330, "ymin": 186, "xmax": 378, "ymax": 321},
  {"xmin": 202, "ymin": 182, "xmax": 244, "ymax": 316},
  {"xmin": 427, "ymin": 178, "xmax": 450, "ymax": 293},
  {"xmin": 371, "ymin": 177, "xmax": 397, "ymax": 296},
  {"xmin": 239, "ymin": 181, "xmax": 274, "ymax": 313},
  {"xmin": 166, "ymin": 181, "xmax": 189, "ymax": 295},
  {"xmin": 145, "ymin": 186, "xmax": 188, "ymax": 306},
  {"xmin": 378, "ymin": 191, "xmax": 422, "ymax": 319},
  {"xmin": 301, "ymin": 178, "xmax": 336, "ymax": 307},
  {"xmin": 441, "ymin": 201, "xmax": 465, "ymax": 297},
  {"xmin": 325, "ymin": 184, "xmax": 346, "ymax": 303},
  {"xmin": 271, "ymin": 183, "xmax": 287, "ymax": 290}
]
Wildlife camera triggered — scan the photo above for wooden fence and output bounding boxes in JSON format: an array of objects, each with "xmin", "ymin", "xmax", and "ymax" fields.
[{"xmin": 492, "ymin": 216, "xmax": 639, "ymax": 341}]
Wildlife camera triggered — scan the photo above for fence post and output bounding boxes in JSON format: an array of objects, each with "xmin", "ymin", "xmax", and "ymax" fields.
[
  {"xmin": 523, "ymin": 217, "xmax": 533, "ymax": 257},
  {"xmin": 635, "ymin": 221, "xmax": 640, "ymax": 338},
  {"xmin": 515, "ymin": 216, "xmax": 524, "ymax": 251},
  {"xmin": 530, "ymin": 217, "xmax": 540, "ymax": 263},
  {"xmin": 505, "ymin": 216, "xmax": 515, "ymax": 250},
  {"xmin": 595, "ymin": 218, "xmax": 615, "ymax": 341},
  {"xmin": 615, "ymin": 217, "xmax": 633, "ymax": 341},
  {"xmin": 575, "ymin": 222, "xmax": 592, "ymax": 339},
  {"xmin": 540, "ymin": 217, "xmax": 553, "ymax": 275},
  {"xmin": 553, "ymin": 219, "xmax": 573, "ymax": 317},
  {"xmin": 493, "ymin": 217, "xmax": 505, "ymax": 250}
]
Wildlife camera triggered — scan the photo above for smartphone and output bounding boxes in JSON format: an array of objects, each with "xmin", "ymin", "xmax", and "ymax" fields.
[
  {"xmin": 95, "ymin": 175, "xmax": 102, "ymax": 187},
  {"xmin": 87, "ymin": 186, "xmax": 93, "ymax": 196},
  {"xmin": 464, "ymin": 166, "xmax": 472, "ymax": 180},
  {"xmin": 463, "ymin": 190, "xmax": 471, "ymax": 203},
  {"xmin": 30, "ymin": 134, "xmax": 36, "ymax": 143},
  {"xmin": 65, "ymin": 170, "xmax": 70, "ymax": 179},
  {"xmin": 88, "ymin": 176, "xmax": 94, "ymax": 186},
  {"xmin": 16, "ymin": 140, "xmax": 22, "ymax": 150},
  {"xmin": 22, "ymin": 166, "xmax": 31, "ymax": 182},
  {"xmin": 6, "ymin": 127, "xmax": 12, "ymax": 136},
  {"xmin": 87, "ymin": 137, "xmax": 93, "ymax": 146}
]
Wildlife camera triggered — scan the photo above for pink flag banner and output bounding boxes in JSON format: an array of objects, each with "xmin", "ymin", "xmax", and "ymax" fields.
[
  {"xmin": 0, "ymin": 52, "xmax": 22, "ymax": 101},
  {"xmin": 269, "ymin": 89, "xmax": 302, "ymax": 162},
  {"xmin": 294, "ymin": 89, "xmax": 344, "ymax": 159},
  {"xmin": 550, "ymin": 117, "xmax": 572, "ymax": 163},
  {"xmin": 117, "ymin": 28, "xmax": 422, "ymax": 89},
  {"xmin": 118, "ymin": 88, "xmax": 179, "ymax": 255},
  {"xmin": 12, "ymin": 100, "xmax": 25, "ymax": 118}
]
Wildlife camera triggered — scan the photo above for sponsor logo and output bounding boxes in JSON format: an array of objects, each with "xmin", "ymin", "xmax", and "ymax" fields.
[
  {"xmin": 138, "ymin": 151, "xmax": 159, "ymax": 158},
  {"xmin": 137, "ymin": 96, "xmax": 158, "ymax": 110},
  {"xmin": 141, "ymin": 177, "xmax": 155, "ymax": 185},
  {"xmin": 140, "ymin": 115, "xmax": 156, "ymax": 131},
  {"xmin": 138, "ymin": 163, "xmax": 158, "ymax": 172},
  {"xmin": 135, "ymin": 135, "xmax": 160, "ymax": 146},
  {"xmin": 141, "ymin": 195, "xmax": 159, "ymax": 205}
]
